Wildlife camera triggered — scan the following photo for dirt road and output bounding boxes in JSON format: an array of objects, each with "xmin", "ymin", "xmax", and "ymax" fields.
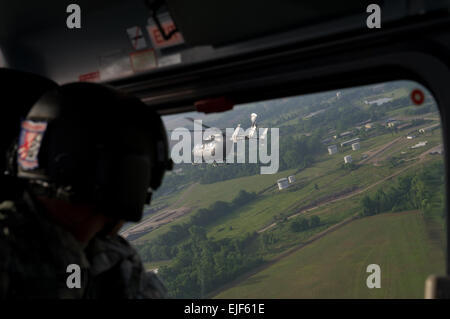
[{"xmin": 359, "ymin": 136, "xmax": 403, "ymax": 165}]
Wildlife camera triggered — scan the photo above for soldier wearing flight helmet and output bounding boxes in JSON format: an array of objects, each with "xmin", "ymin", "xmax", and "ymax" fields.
[{"xmin": 0, "ymin": 82, "xmax": 172, "ymax": 298}]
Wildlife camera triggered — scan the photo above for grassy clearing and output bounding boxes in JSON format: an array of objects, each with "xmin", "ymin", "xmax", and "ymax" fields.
[
  {"xmin": 215, "ymin": 211, "xmax": 445, "ymax": 299},
  {"xmin": 133, "ymin": 169, "xmax": 296, "ymax": 243},
  {"xmin": 206, "ymin": 161, "xmax": 391, "ymax": 241},
  {"xmin": 181, "ymin": 169, "xmax": 297, "ymax": 209}
]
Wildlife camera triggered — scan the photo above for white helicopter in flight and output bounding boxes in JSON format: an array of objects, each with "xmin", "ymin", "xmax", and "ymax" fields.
[{"xmin": 190, "ymin": 113, "xmax": 268, "ymax": 165}]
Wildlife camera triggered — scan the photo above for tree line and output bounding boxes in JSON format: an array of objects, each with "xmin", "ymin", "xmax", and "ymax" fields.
[
  {"xmin": 290, "ymin": 215, "xmax": 321, "ymax": 232},
  {"xmin": 137, "ymin": 190, "xmax": 257, "ymax": 262},
  {"xmin": 158, "ymin": 230, "xmax": 263, "ymax": 298},
  {"xmin": 361, "ymin": 161, "xmax": 445, "ymax": 217}
]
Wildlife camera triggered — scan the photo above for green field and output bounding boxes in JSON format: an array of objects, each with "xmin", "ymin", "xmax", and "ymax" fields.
[
  {"xmin": 134, "ymin": 168, "xmax": 297, "ymax": 242},
  {"xmin": 180, "ymin": 168, "xmax": 297, "ymax": 209},
  {"xmin": 214, "ymin": 211, "xmax": 445, "ymax": 299}
]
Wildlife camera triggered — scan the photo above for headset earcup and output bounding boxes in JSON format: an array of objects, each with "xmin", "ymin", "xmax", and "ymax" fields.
[{"xmin": 149, "ymin": 109, "xmax": 170, "ymax": 190}]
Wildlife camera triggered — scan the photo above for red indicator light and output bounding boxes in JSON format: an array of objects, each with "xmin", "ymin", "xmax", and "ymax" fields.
[{"xmin": 411, "ymin": 89, "xmax": 425, "ymax": 105}]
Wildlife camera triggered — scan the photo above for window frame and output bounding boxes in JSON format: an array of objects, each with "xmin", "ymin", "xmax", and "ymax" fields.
[{"xmin": 109, "ymin": 15, "xmax": 450, "ymax": 275}]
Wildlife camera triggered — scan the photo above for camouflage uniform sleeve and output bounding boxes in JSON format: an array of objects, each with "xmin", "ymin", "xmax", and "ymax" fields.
[
  {"xmin": 0, "ymin": 199, "xmax": 90, "ymax": 299},
  {"xmin": 85, "ymin": 235, "xmax": 168, "ymax": 299},
  {"xmin": 137, "ymin": 268, "xmax": 168, "ymax": 299}
]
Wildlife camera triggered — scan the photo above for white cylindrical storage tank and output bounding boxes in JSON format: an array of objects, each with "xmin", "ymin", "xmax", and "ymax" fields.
[
  {"xmin": 351, "ymin": 142, "xmax": 360, "ymax": 151},
  {"xmin": 328, "ymin": 145, "xmax": 338, "ymax": 155},
  {"xmin": 277, "ymin": 178, "xmax": 289, "ymax": 190},
  {"xmin": 344, "ymin": 155, "xmax": 352, "ymax": 164},
  {"xmin": 288, "ymin": 175, "xmax": 296, "ymax": 183}
]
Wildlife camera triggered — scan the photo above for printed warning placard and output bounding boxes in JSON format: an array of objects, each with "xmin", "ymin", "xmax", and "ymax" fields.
[
  {"xmin": 127, "ymin": 26, "xmax": 147, "ymax": 51},
  {"xmin": 129, "ymin": 49, "xmax": 157, "ymax": 73},
  {"xmin": 147, "ymin": 21, "xmax": 184, "ymax": 49}
]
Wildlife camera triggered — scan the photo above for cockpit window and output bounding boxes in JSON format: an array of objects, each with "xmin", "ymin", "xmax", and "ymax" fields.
[{"xmin": 123, "ymin": 80, "xmax": 446, "ymax": 298}]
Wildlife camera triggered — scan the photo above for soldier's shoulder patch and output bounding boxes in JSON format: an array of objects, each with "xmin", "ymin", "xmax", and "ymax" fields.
[{"xmin": 17, "ymin": 120, "xmax": 48, "ymax": 170}]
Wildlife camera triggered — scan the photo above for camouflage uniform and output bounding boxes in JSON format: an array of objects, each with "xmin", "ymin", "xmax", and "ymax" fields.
[{"xmin": 0, "ymin": 191, "xmax": 167, "ymax": 299}]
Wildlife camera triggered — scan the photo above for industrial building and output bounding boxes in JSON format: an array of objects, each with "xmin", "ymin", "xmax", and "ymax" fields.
[
  {"xmin": 334, "ymin": 131, "xmax": 353, "ymax": 139},
  {"xmin": 277, "ymin": 178, "xmax": 289, "ymax": 190},
  {"xmin": 386, "ymin": 119, "xmax": 399, "ymax": 128},
  {"xmin": 351, "ymin": 142, "xmax": 360, "ymax": 151},
  {"xmin": 387, "ymin": 121, "xmax": 397, "ymax": 128},
  {"xmin": 340, "ymin": 137, "xmax": 360, "ymax": 147},
  {"xmin": 385, "ymin": 118, "xmax": 396, "ymax": 125},
  {"xmin": 344, "ymin": 155, "xmax": 353, "ymax": 164},
  {"xmin": 328, "ymin": 145, "xmax": 338, "ymax": 155}
]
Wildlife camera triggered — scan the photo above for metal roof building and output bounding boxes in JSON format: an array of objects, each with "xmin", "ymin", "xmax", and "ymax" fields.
[
  {"xmin": 277, "ymin": 178, "xmax": 289, "ymax": 190},
  {"xmin": 341, "ymin": 137, "xmax": 360, "ymax": 147},
  {"xmin": 328, "ymin": 145, "xmax": 338, "ymax": 155}
]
